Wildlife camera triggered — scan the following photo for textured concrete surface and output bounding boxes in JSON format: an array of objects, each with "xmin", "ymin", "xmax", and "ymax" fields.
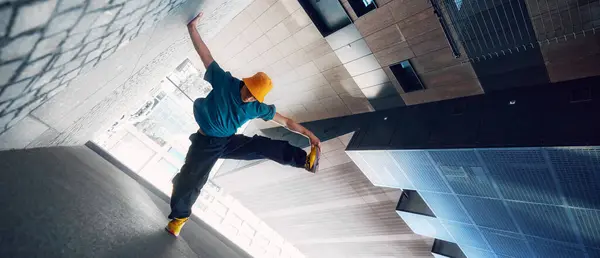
[
  {"xmin": 0, "ymin": 0, "xmax": 252, "ymax": 150},
  {"xmin": 0, "ymin": 146, "xmax": 252, "ymax": 258},
  {"xmin": 0, "ymin": 0, "xmax": 187, "ymax": 135}
]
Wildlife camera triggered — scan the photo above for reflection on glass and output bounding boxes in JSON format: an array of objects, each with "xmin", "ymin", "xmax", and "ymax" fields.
[
  {"xmin": 454, "ymin": 0, "xmax": 463, "ymax": 10},
  {"xmin": 131, "ymin": 79, "xmax": 197, "ymax": 147},
  {"xmin": 348, "ymin": 0, "xmax": 377, "ymax": 17},
  {"xmin": 167, "ymin": 59, "xmax": 213, "ymax": 100},
  {"xmin": 168, "ymin": 147, "xmax": 186, "ymax": 165},
  {"xmin": 390, "ymin": 60, "xmax": 425, "ymax": 93},
  {"xmin": 141, "ymin": 158, "xmax": 178, "ymax": 177},
  {"xmin": 109, "ymin": 133, "xmax": 155, "ymax": 171},
  {"xmin": 139, "ymin": 158, "xmax": 179, "ymax": 193}
]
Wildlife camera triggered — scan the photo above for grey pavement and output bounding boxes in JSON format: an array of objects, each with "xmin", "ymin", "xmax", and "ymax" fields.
[
  {"xmin": 0, "ymin": 145, "xmax": 252, "ymax": 258},
  {"xmin": 0, "ymin": 0, "xmax": 252, "ymax": 150}
]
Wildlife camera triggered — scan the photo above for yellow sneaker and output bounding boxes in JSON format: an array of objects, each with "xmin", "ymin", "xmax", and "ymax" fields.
[
  {"xmin": 305, "ymin": 145, "xmax": 320, "ymax": 173},
  {"xmin": 165, "ymin": 217, "xmax": 188, "ymax": 237}
]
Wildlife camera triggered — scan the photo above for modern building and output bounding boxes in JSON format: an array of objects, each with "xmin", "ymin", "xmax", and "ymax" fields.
[
  {"xmin": 346, "ymin": 76, "xmax": 600, "ymax": 257},
  {"xmin": 1, "ymin": 0, "xmax": 600, "ymax": 257}
]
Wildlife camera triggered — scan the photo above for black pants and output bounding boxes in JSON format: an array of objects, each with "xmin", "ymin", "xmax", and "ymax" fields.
[{"xmin": 168, "ymin": 133, "xmax": 307, "ymax": 219}]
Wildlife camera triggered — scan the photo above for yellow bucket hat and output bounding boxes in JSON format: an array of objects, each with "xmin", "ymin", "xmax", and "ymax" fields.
[{"xmin": 242, "ymin": 72, "xmax": 273, "ymax": 103}]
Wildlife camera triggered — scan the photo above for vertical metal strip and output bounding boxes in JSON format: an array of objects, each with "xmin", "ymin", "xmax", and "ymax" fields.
[
  {"xmin": 500, "ymin": 0, "xmax": 518, "ymax": 47},
  {"xmin": 517, "ymin": 0, "xmax": 532, "ymax": 40},
  {"xmin": 473, "ymin": 149, "xmax": 538, "ymax": 258},
  {"xmin": 430, "ymin": 0, "xmax": 463, "ymax": 57},
  {"xmin": 461, "ymin": 0, "xmax": 489, "ymax": 53},
  {"xmin": 446, "ymin": 0, "xmax": 481, "ymax": 54},
  {"xmin": 423, "ymin": 150, "xmax": 494, "ymax": 252},
  {"xmin": 541, "ymin": 148, "xmax": 589, "ymax": 258},
  {"xmin": 507, "ymin": 0, "xmax": 524, "ymax": 41}
]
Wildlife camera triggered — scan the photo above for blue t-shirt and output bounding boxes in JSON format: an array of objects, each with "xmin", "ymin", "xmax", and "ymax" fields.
[{"xmin": 193, "ymin": 61, "xmax": 276, "ymax": 137}]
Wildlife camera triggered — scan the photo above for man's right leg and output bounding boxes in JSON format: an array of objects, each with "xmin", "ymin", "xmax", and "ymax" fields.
[
  {"xmin": 167, "ymin": 133, "xmax": 226, "ymax": 236},
  {"xmin": 222, "ymin": 134, "xmax": 307, "ymax": 168},
  {"xmin": 221, "ymin": 134, "xmax": 322, "ymax": 172}
]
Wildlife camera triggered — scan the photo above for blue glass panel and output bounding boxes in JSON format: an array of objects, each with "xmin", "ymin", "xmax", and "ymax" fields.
[
  {"xmin": 481, "ymin": 228, "xmax": 532, "ymax": 258},
  {"xmin": 429, "ymin": 150, "xmax": 499, "ymax": 198},
  {"xmin": 398, "ymin": 211, "xmax": 454, "ymax": 242},
  {"xmin": 506, "ymin": 201, "xmax": 579, "ymax": 244},
  {"xmin": 390, "ymin": 151, "xmax": 450, "ymax": 193},
  {"xmin": 528, "ymin": 237, "xmax": 584, "ymax": 258},
  {"xmin": 459, "ymin": 195, "xmax": 518, "ymax": 232},
  {"xmin": 570, "ymin": 208, "xmax": 600, "ymax": 249},
  {"xmin": 479, "ymin": 149, "xmax": 562, "ymax": 205},
  {"xmin": 442, "ymin": 220, "xmax": 490, "ymax": 250},
  {"xmin": 547, "ymin": 147, "xmax": 600, "ymax": 209},
  {"xmin": 360, "ymin": 151, "xmax": 413, "ymax": 189},
  {"xmin": 460, "ymin": 245, "xmax": 495, "ymax": 258},
  {"xmin": 420, "ymin": 191, "xmax": 471, "ymax": 223},
  {"xmin": 586, "ymin": 247, "xmax": 600, "ymax": 257}
]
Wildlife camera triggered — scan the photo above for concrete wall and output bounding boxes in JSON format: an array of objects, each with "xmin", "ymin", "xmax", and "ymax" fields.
[
  {"xmin": 0, "ymin": 0, "xmax": 186, "ymax": 136},
  {"xmin": 0, "ymin": 146, "xmax": 251, "ymax": 258},
  {"xmin": 0, "ymin": 0, "xmax": 254, "ymax": 150}
]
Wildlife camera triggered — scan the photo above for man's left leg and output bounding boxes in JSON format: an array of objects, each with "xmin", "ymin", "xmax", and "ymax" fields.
[{"xmin": 222, "ymin": 134, "xmax": 308, "ymax": 169}]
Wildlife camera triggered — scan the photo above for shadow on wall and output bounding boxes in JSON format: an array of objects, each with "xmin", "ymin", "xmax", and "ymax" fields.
[
  {"xmin": 259, "ymin": 111, "xmax": 371, "ymax": 149},
  {"xmin": 0, "ymin": 0, "xmax": 186, "ymax": 135},
  {"xmin": 258, "ymin": 94, "xmax": 400, "ymax": 149}
]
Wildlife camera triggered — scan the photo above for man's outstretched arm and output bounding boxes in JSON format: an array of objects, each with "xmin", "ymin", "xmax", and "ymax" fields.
[
  {"xmin": 187, "ymin": 13, "xmax": 214, "ymax": 68},
  {"xmin": 272, "ymin": 113, "xmax": 321, "ymax": 148}
]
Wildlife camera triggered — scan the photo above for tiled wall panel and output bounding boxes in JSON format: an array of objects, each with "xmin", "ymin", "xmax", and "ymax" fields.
[
  {"xmin": 480, "ymin": 228, "xmax": 533, "ymax": 258},
  {"xmin": 390, "ymin": 150, "xmax": 450, "ymax": 193},
  {"xmin": 441, "ymin": 220, "xmax": 490, "ymax": 250},
  {"xmin": 354, "ymin": 147, "xmax": 600, "ymax": 258}
]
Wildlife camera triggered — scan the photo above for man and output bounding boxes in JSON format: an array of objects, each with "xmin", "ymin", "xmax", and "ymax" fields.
[{"xmin": 165, "ymin": 13, "xmax": 322, "ymax": 236}]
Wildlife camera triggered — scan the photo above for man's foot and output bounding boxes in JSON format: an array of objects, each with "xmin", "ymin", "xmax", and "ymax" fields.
[
  {"xmin": 165, "ymin": 217, "xmax": 189, "ymax": 237},
  {"xmin": 305, "ymin": 145, "xmax": 320, "ymax": 173}
]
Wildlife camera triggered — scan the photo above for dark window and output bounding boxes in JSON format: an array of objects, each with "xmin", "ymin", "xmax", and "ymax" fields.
[
  {"xmin": 397, "ymin": 190, "xmax": 436, "ymax": 217},
  {"xmin": 347, "ymin": 0, "xmax": 377, "ymax": 17},
  {"xmin": 298, "ymin": 0, "xmax": 351, "ymax": 37},
  {"xmin": 570, "ymin": 86, "xmax": 591, "ymax": 103},
  {"xmin": 389, "ymin": 60, "xmax": 425, "ymax": 93}
]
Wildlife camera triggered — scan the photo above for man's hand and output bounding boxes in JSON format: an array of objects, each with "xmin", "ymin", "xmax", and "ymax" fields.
[
  {"xmin": 188, "ymin": 12, "xmax": 203, "ymax": 27},
  {"xmin": 308, "ymin": 134, "xmax": 321, "ymax": 149},
  {"xmin": 273, "ymin": 113, "xmax": 321, "ymax": 149}
]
